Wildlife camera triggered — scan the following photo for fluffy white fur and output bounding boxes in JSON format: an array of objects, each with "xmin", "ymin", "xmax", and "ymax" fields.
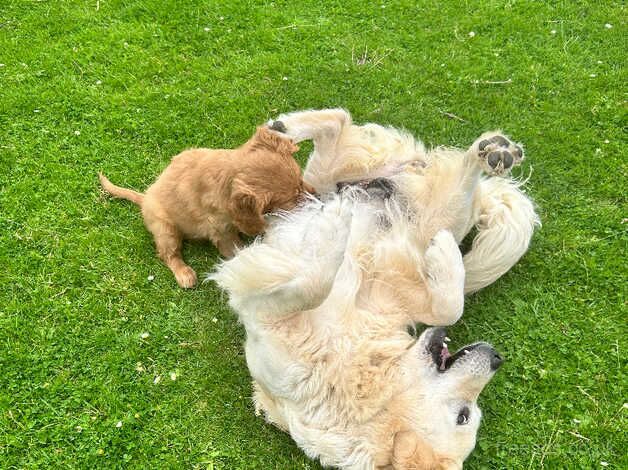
[{"xmin": 210, "ymin": 109, "xmax": 540, "ymax": 469}]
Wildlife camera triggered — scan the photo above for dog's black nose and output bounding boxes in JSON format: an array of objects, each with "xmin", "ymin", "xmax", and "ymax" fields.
[
  {"xmin": 490, "ymin": 349, "xmax": 503, "ymax": 371},
  {"xmin": 365, "ymin": 177, "xmax": 395, "ymax": 199}
]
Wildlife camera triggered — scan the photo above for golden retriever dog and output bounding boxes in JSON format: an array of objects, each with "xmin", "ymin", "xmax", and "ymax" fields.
[
  {"xmin": 211, "ymin": 109, "xmax": 539, "ymax": 468},
  {"xmin": 99, "ymin": 125, "xmax": 314, "ymax": 288}
]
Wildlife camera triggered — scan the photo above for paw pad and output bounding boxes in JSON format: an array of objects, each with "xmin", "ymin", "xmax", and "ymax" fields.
[
  {"xmin": 477, "ymin": 135, "xmax": 524, "ymax": 175},
  {"xmin": 365, "ymin": 178, "xmax": 395, "ymax": 199},
  {"xmin": 269, "ymin": 120, "xmax": 287, "ymax": 133}
]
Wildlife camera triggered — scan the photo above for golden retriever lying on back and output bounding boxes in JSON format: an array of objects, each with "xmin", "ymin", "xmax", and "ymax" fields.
[
  {"xmin": 100, "ymin": 125, "xmax": 314, "ymax": 288},
  {"xmin": 211, "ymin": 109, "xmax": 539, "ymax": 468}
]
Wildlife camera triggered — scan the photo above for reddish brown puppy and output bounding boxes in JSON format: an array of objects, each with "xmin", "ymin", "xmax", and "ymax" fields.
[{"xmin": 100, "ymin": 125, "xmax": 314, "ymax": 288}]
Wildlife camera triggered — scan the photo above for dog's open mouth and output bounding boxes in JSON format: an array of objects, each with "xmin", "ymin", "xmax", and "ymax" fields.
[{"xmin": 427, "ymin": 328, "xmax": 481, "ymax": 372}]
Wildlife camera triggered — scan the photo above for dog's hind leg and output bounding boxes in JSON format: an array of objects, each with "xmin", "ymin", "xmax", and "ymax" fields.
[
  {"xmin": 413, "ymin": 134, "xmax": 537, "ymax": 294},
  {"xmin": 148, "ymin": 219, "xmax": 197, "ymax": 288},
  {"xmin": 412, "ymin": 132, "xmax": 527, "ymax": 245},
  {"xmin": 460, "ymin": 132, "xmax": 525, "ymax": 184},
  {"xmin": 420, "ymin": 133, "xmax": 536, "ymax": 294},
  {"xmin": 462, "ymin": 177, "xmax": 539, "ymax": 294}
]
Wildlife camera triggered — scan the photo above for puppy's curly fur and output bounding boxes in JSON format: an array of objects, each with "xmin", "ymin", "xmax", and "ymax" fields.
[{"xmin": 100, "ymin": 126, "xmax": 314, "ymax": 288}]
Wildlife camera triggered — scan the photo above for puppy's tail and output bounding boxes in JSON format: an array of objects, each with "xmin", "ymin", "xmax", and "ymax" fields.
[{"xmin": 98, "ymin": 173, "xmax": 144, "ymax": 206}]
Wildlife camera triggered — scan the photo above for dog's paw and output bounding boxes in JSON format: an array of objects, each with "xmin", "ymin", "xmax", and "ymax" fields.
[
  {"xmin": 268, "ymin": 120, "xmax": 287, "ymax": 133},
  {"xmin": 475, "ymin": 134, "xmax": 524, "ymax": 176},
  {"xmin": 301, "ymin": 198, "xmax": 353, "ymax": 263},
  {"xmin": 319, "ymin": 198, "xmax": 353, "ymax": 242},
  {"xmin": 425, "ymin": 230, "xmax": 464, "ymax": 284},
  {"xmin": 318, "ymin": 195, "xmax": 353, "ymax": 221},
  {"xmin": 174, "ymin": 266, "xmax": 197, "ymax": 289}
]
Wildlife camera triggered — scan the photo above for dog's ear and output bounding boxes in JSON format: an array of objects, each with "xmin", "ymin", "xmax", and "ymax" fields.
[
  {"xmin": 391, "ymin": 431, "xmax": 459, "ymax": 470},
  {"xmin": 229, "ymin": 181, "xmax": 269, "ymax": 236}
]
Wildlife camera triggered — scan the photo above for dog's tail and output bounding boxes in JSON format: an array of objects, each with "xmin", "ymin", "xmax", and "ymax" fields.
[
  {"xmin": 99, "ymin": 173, "xmax": 144, "ymax": 206},
  {"xmin": 463, "ymin": 177, "xmax": 540, "ymax": 294}
]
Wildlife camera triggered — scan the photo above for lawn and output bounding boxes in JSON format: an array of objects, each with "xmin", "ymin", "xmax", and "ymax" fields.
[{"xmin": 0, "ymin": 0, "xmax": 625, "ymax": 468}]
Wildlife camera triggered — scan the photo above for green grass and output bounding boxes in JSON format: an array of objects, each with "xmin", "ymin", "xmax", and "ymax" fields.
[{"xmin": 1, "ymin": 0, "xmax": 626, "ymax": 468}]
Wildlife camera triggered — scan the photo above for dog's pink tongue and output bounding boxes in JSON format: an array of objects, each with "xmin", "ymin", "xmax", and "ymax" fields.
[{"xmin": 439, "ymin": 345, "xmax": 451, "ymax": 371}]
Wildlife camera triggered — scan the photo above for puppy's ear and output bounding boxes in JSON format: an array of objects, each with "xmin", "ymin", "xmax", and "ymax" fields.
[
  {"xmin": 229, "ymin": 182, "xmax": 269, "ymax": 236},
  {"xmin": 391, "ymin": 431, "xmax": 458, "ymax": 470}
]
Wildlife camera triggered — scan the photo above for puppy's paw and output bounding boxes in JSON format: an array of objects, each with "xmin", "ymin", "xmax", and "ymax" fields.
[
  {"xmin": 474, "ymin": 133, "xmax": 524, "ymax": 176},
  {"xmin": 174, "ymin": 266, "xmax": 197, "ymax": 289},
  {"xmin": 425, "ymin": 230, "xmax": 464, "ymax": 284}
]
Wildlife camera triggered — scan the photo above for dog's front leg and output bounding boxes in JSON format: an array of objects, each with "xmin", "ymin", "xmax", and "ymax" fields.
[
  {"xmin": 269, "ymin": 109, "xmax": 352, "ymax": 193},
  {"xmin": 420, "ymin": 229, "xmax": 466, "ymax": 325},
  {"xmin": 210, "ymin": 198, "xmax": 353, "ymax": 317},
  {"xmin": 268, "ymin": 108, "xmax": 350, "ymax": 146}
]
